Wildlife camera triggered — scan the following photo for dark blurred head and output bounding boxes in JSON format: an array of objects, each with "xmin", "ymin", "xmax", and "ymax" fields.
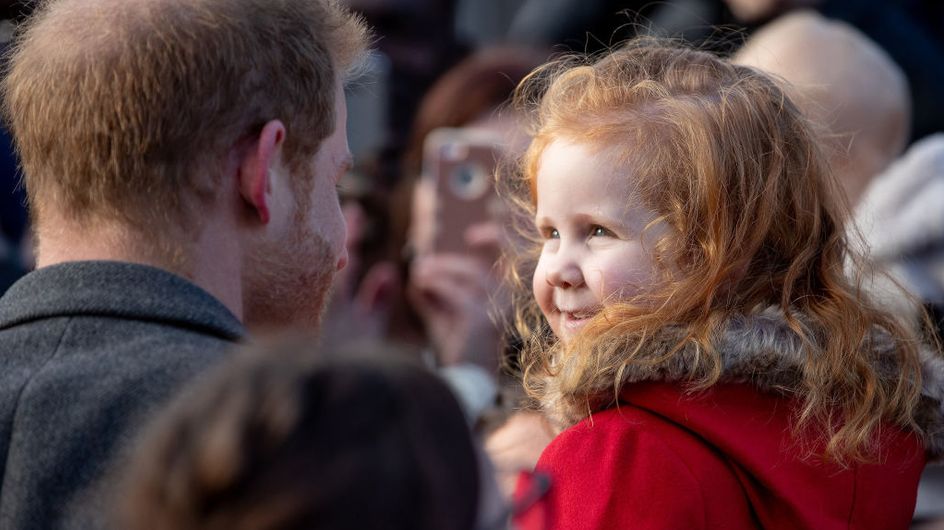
[
  {"xmin": 733, "ymin": 10, "xmax": 910, "ymax": 204},
  {"xmin": 120, "ymin": 337, "xmax": 480, "ymax": 530}
]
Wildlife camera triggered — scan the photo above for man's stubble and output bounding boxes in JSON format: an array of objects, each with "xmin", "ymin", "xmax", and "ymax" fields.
[{"xmin": 243, "ymin": 208, "xmax": 337, "ymax": 332}]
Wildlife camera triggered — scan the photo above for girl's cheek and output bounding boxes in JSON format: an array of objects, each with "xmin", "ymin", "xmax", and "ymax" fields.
[
  {"xmin": 532, "ymin": 261, "xmax": 559, "ymax": 329},
  {"xmin": 532, "ymin": 264, "xmax": 547, "ymax": 310}
]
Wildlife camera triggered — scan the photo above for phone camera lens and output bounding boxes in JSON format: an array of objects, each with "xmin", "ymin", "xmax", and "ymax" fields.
[{"xmin": 450, "ymin": 163, "xmax": 488, "ymax": 200}]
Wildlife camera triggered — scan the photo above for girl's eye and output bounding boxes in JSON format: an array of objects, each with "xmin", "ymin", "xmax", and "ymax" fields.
[
  {"xmin": 590, "ymin": 226, "xmax": 610, "ymax": 237},
  {"xmin": 548, "ymin": 228, "xmax": 560, "ymax": 239}
]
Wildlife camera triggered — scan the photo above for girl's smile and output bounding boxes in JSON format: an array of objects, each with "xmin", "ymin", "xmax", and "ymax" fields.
[{"xmin": 559, "ymin": 308, "xmax": 600, "ymax": 334}]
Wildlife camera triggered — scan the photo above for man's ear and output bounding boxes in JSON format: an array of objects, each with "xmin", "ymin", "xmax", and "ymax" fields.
[{"xmin": 238, "ymin": 120, "xmax": 286, "ymax": 225}]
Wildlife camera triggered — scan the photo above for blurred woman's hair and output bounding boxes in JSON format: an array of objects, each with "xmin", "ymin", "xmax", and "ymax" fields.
[
  {"xmin": 402, "ymin": 45, "xmax": 550, "ymax": 177},
  {"xmin": 502, "ymin": 38, "xmax": 932, "ymax": 463},
  {"xmin": 119, "ymin": 337, "xmax": 480, "ymax": 530}
]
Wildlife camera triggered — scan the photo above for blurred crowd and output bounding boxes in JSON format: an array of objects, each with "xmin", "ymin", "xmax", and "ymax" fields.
[{"xmin": 0, "ymin": 0, "xmax": 942, "ymax": 529}]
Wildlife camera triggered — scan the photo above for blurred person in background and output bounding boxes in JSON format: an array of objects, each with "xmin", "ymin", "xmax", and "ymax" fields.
[
  {"xmin": 723, "ymin": 0, "xmax": 944, "ymax": 142},
  {"xmin": 733, "ymin": 10, "xmax": 910, "ymax": 206},
  {"xmin": 119, "ymin": 337, "xmax": 491, "ymax": 530},
  {"xmin": 401, "ymin": 46, "xmax": 559, "ymax": 498},
  {"xmin": 327, "ymin": 45, "xmax": 544, "ymax": 396},
  {"xmin": 0, "ymin": 0, "xmax": 367, "ymax": 527},
  {"xmin": 402, "ymin": 46, "xmax": 540, "ymax": 369}
]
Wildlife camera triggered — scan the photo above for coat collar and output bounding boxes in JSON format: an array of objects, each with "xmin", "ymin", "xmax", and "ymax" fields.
[
  {"xmin": 541, "ymin": 308, "xmax": 944, "ymax": 458},
  {"xmin": 0, "ymin": 260, "xmax": 245, "ymax": 341}
]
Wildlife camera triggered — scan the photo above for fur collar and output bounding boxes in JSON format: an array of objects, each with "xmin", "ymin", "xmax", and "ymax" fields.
[{"xmin": 540, "ymin": 309, "xmax": 944, "ymax": 459}]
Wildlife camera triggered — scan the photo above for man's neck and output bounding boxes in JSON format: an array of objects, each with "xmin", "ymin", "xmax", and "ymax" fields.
[{"xmin": 34, "ymin": 219, "xmax": 246, "ymax": 321}]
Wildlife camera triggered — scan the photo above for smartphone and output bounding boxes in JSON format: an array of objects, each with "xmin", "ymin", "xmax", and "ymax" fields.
[{"xmin": 422, "ymin": 127, "xmax": 505, "ymax": 259}]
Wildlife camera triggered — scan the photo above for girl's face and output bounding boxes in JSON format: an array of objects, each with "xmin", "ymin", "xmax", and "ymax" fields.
[{"xmin": 532, "ymin": 139, "xmax": 660, "ymax": 342}]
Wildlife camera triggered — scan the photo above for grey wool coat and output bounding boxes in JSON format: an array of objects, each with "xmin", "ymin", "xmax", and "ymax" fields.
[{"xmin": 0, "ymin": 261, "xmax": 245, "ymax": 529}]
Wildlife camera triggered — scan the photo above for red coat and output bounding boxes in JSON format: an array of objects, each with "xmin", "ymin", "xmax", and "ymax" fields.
[{"xmin": 514, "ymin": 382, "xmax": 926, "ymax": 530}]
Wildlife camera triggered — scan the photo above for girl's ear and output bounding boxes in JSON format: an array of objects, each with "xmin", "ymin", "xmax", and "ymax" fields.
[{"xmin": 236, "ymin": 120, "xmax": 286, "ymax": 224}]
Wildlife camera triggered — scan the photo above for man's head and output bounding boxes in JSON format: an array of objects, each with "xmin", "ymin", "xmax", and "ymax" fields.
[
  {"xmin": 3, "ymin": 0, "xmax": 369, "ymax": 327},
  {"xmin": 733, "ymin": 11, "xmax": 910, "ymax": 205}
]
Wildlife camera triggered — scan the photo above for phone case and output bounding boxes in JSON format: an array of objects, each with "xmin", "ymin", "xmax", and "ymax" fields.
[{"xmin": 422, "ymin": 128, "xmax": 504, "ymax": 258}]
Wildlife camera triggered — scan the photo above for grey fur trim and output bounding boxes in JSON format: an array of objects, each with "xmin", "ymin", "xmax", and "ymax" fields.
[
  {"xmin": 540, "ymin": 309, "xmax": 944, "ymax": 459},
  {"xmin": 921, "ymin": 348, "xmax": 944, "ymax": 458}
]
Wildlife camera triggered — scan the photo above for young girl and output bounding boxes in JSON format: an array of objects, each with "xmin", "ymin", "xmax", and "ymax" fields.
[{"xmin": 506, "ymin": 40, "xmax": 944, "ymax": 529}]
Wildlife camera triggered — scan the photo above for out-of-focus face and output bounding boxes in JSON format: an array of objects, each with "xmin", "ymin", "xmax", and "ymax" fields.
[
  {"xmin": 724, "ymin": 0, "xmax": 821, "ymax": 22},
  {"xmin": 244, "ymin": 79, "xmax": 352, "ymax": 330},
  {"xmin": 532, "ymin": 139, "xmax": 660, "ymax": 342}
]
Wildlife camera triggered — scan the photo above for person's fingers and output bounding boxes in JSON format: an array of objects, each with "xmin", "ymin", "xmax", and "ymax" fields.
[
  {"xmin": 412, "ymin": 273, "xmax": 481, "ymax": 313},
  {"xmin": 464, "ymin": 221, "xmax": 502, "ymax": 249},
  {"xmin": 412, "ymin": 254, "xmax": 497, "ymax": 288}
]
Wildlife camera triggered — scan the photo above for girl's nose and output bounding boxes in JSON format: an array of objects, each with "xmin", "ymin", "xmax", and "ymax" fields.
[{"xmin": 545, "ymin": 256, "xmax": 584, "ymax": 289}]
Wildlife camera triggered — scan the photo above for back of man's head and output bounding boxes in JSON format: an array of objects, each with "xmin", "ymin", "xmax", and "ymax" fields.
[
  {"xmin": 733, "ymin": 10, "xmax": 910, "ymax": 205},
  {"xmin": 2, "ymin": 0, "xmax": 366, "ymax": 242}
]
